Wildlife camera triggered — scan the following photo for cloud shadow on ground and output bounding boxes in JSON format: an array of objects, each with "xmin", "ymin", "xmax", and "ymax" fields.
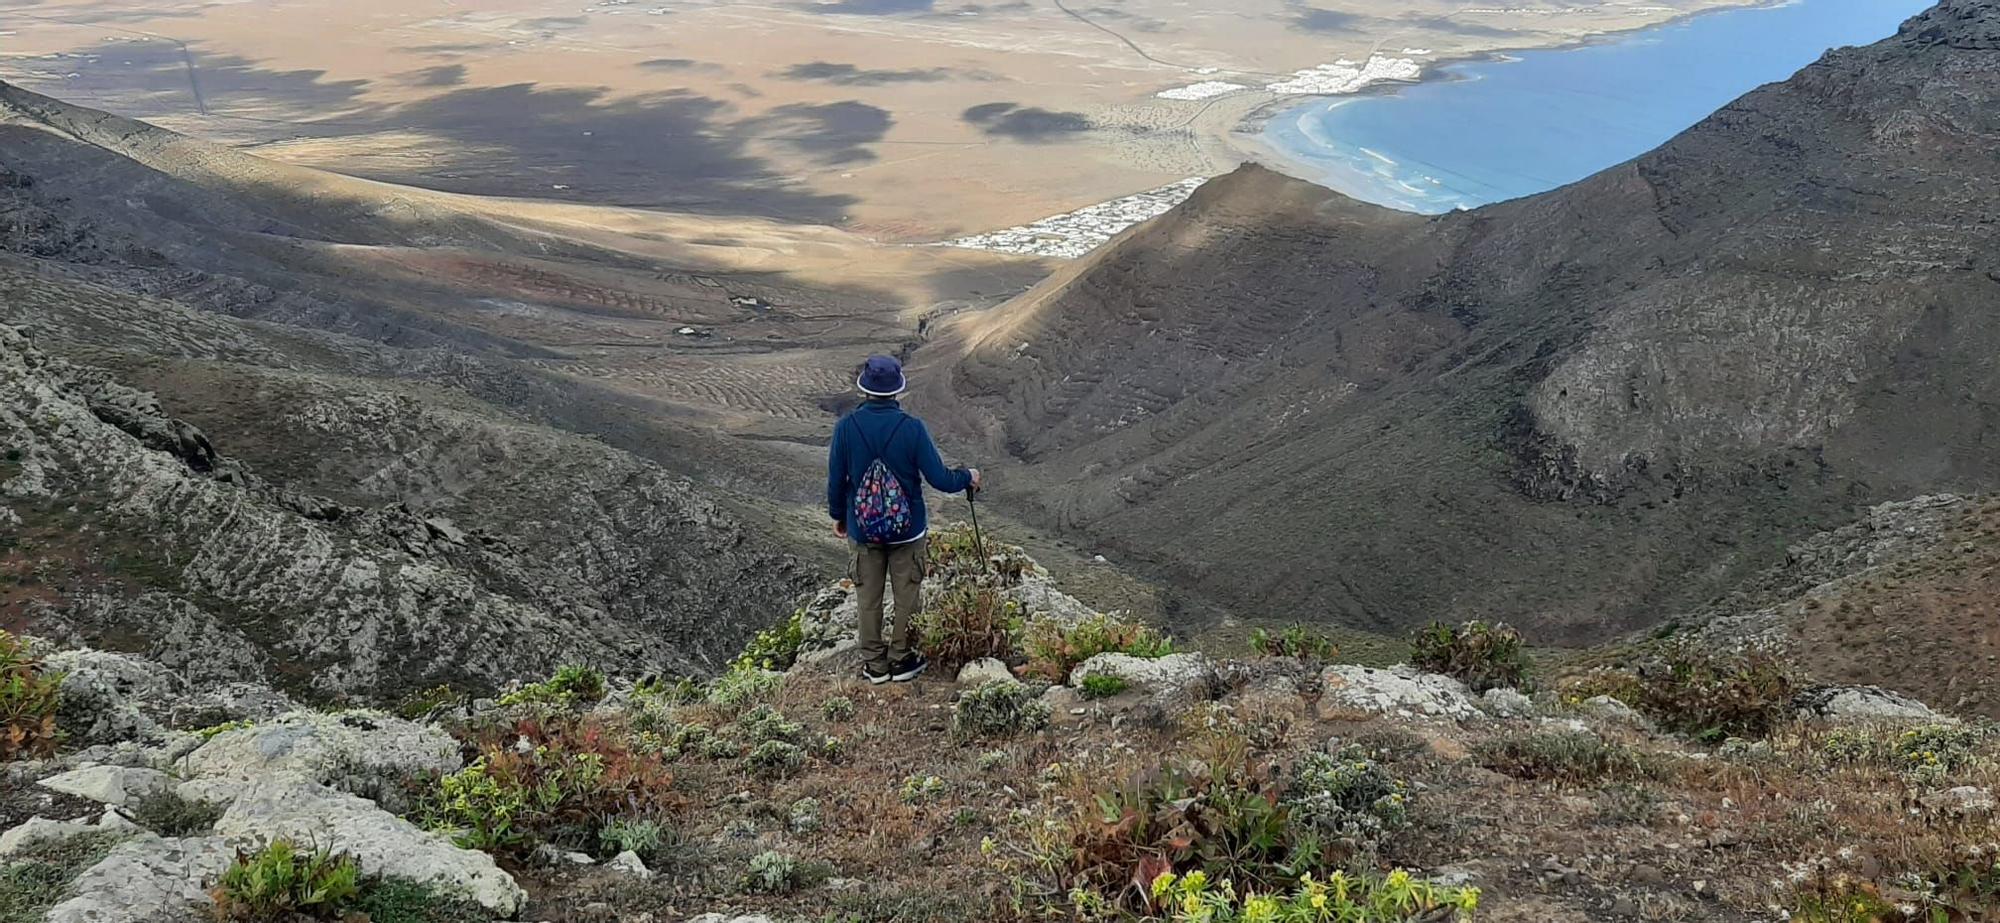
[
  {"xmin": 780, "ymin": 62, "xmax": 954, "ymax": 86},
  {"xmin": 962, "ymin": 102, "xmax": 1091, "ymax": 141}
]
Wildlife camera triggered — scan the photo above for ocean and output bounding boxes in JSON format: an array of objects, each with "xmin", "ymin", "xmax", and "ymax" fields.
[{"xmin": 1259, "ymin": 0, "xmax": 1935, "ymax": 213}]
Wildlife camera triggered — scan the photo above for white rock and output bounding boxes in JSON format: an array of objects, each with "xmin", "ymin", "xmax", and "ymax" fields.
[
  {"xmin": 1580, "ymin": 695, "xmax": 1647, "ymax": 725},
  {"xmin": 0, "ymin": 816, "xmax": 98, "ymax": 857},
  {"xmin": 98, "ymin": 807, "xmax": 142, "ymax": 832},
  {"xmin": 686, "ymin": 916, "xmax": 780, "ymax": 923},
  {"xmin": 1319, "ymin": 665, "xmax": 1482, "ymax": 722},
  {"xmin": 182, "ymin": 710, "xmax": 461, "ymax": 792},
  {"xmin": 1804, "ymin": 686, "xmax": 1942, "ymax": 723},
  {"xmin": 214, "ymin": 776, "xmax": 525, "ymax": 914},
  {"xmin": 1920, "ymin": 786, "xmax": 1996, "ymax": 818},
  {"xmin": 607, "ymin": 849, "xmax": 653, "ymax": 878},
  {"xmin": 1070, "ymin": 653, "xmax": 1216, "ymax": 707},
  {"xmin": 38, "ymin": 765, "xmax": 175, "ymax": 806},
  {"xmin": 957, "ymin": 658, "xmax": 1015, "ymax": 687},
  {"xmin": 1481, "ymin": 687, "xmax": 1536, "ymax": 718},
  {"xmin": 45, "ymin": 834, "xmax": 235, "ymax": 923},
  {"xmin": 46, "ymin": 648, "xmax": 182, "ymax": 746}
]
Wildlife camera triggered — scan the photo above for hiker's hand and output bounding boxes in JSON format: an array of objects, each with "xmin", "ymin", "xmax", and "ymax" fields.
[
  {"xmin": 968, "ymin": 467, "xmax": 984, "ymax": 493},
  {"xmin": 833, "ymin": 519, "xmax": 848, "ymax": 540}
]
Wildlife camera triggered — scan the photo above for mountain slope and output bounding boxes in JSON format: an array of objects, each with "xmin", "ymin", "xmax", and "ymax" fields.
[{"xmin": 937, "ymin": 0, "xmax": 2000, "ymax": 641}]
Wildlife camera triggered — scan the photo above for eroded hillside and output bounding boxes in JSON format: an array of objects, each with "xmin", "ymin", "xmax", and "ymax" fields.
[{"xmin": 937, "ymin": 0, "xmax": 2000, "ymax": 642}]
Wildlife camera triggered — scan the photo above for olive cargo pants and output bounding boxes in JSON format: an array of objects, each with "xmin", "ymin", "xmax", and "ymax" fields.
[{"xmin": 854, "ymin": 538, "xmax": 927, "ymax": 671}]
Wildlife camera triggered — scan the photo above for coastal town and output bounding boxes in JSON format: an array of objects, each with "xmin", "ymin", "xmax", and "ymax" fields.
[{"xmin": 939, "ymin": 178, "xmax": 1208, "ymax": 259}]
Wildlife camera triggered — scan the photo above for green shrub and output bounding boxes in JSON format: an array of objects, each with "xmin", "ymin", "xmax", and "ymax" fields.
[
  {"xmin": 1472, "ymin": 731, "xmax": 1661, "ymax": 783},
  {"xmin": 951, "ymin": 681, "xmax": 1051, "ymax": 739},
  {"xmin": 0, "ymin": 831, "xmax": 123, "ymax": 923},
  {"xmin": 195, "ymin": 719, "xmax": 254, "ymax": 741},
  {"xmin": 1282, "ymin": 748, "xmax": 1412, "ymax": 848},
  {"xmin": 926, "ymin": 524, "xmax": 1036, "ymax": 585},
  {"xmin": 1020, "ymin": 613, "xmax": 1173, "ymax": 681},
  {"xmin": 736, "ymin": 704, "xmax": 802, "ymax": 744},
  {"xmin": 394, "ymin": 684, "xmax": 460, "ymax": 721},
  {"xmin": 496, "ymin": 665, "xmax": 607, "ymax": 710},
  {"xmin": 732, "ymin": 611, "xmax": 805, "ymax": 673},
  {"xmin": 822, "ymin": 696, "xmax": 857, "ymax": 722},
  {"xmin": 1078, "ymin": 675, "xmax": 1129, "ymax": 700},
  {"xmin": 708, "ymin": 666, "xmax": 783, "ymax": 711},
  {"xmin": 747, "ymin": 740, "xmax": 806, "ymax": 777},
  {"xmin": 1596, "ymin": 783, "xmax": 1662, "ymax": 826},
  {"xmin": 128, "ymin": 790, "xmax": 225, "ymax": 837},
  {"xmin": 900, "ymin": 774, "xmax": 947, "ymax": 805},
  {"xmin": 1019, "ymin": 745, "xmax": 1419, "ymax": 916},
  {"xmin": 416, "ymin": 716, "xmax": 674, "ymax": 856},
  {"xmin": 916, "ymin": 584, "xmax": 1019, "ymax": 671},
  {"xmin": 1250, "ymin": 624, "xmax": 1341, "ymax": 662},
  {"xmin": 1150, "ymin": 869, "xmax": 1478, "ymax": 923},
  {"xmin": 348, "ymin": 879, "xmax": 491, "ymax": 923},
  {"xmin": 1408, "ymin": 620, "xmax": 1531, "ymax": 693},
  {"xmin": 976, "ymin": 750, "xmax": 1010, "ymax": 772},
  {"xmin": 633, "ymin": 675, "xmax": 704, "ymax": 706},
  {"xmin": 743, "ymin": 850, "xmax": 806, "ymax": 894},
  {"xmin": 211, "ymin": 840, "xmax": 361, "ymax": 921},
  {"xmin": 1574, "ymin": 642, "xmax": 1801, "ymax": 742},
  {"xmin": 0, "ymin": 629, "xmax": 64, "ymax": 760},
  {"xmin": 789, "ymin": 797, "xmax": 824, "ymax": 834},
  {"xmin": 1824, "ymin": 722, "xmax": 1990, "ymax": 783}
]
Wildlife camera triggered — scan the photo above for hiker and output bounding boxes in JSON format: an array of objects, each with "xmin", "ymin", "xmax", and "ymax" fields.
[{"xmin": 827, "ymin": 355, "xmax": 982, "ymax": 685}]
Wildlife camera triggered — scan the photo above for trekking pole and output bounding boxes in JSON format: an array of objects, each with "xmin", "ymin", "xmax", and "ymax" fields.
[{"xmin": 966, "ymin": 483, "xmax": 991, "ymax": 573}]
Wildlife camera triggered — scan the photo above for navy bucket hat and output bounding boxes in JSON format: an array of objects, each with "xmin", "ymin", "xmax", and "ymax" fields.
[{"xmin": 857, "ymin": 355, "xmax": 907, "ymax": 397}]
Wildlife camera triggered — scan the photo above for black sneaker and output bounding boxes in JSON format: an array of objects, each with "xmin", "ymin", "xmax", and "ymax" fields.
[
  {"xmin": 862, "ymin": 663, "xmax": 893, "ymax": 685},
  {"xmin": 889, "ymin": 653, "xmax": 928, "ymax": 683}
]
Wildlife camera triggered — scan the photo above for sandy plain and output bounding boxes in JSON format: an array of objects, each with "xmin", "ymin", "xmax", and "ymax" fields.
[{"xmin": 2, "ymin": 0, "xmax": 1765, "ymax": 244}]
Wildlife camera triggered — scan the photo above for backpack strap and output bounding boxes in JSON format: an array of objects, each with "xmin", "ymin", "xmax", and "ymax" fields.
[{"xmin": 855, "ymin": 414, "xmax": 910, "ymax": 462}]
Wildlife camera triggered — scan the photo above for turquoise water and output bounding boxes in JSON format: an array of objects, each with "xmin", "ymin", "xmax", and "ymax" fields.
[{"xmin": 1260, "ymin": 0, "xmax": 1931, "ymax": 213}]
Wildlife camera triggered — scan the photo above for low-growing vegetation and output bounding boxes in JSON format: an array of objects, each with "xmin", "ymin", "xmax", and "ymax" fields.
[
  {"xmin": 1472, "ymin": 731, "xmax": 1663, "ymax": 783},
  {"xmin": 495, "ymin": 664, "xmax": 607, "ymax": 710},
  {"xmin": 917, "ymin": 584, "xmax": 1019, "ymax": 672},
  {"xmin": 1250, "ymin": 624, "xmax": 1341, "ymax": 662},
  {"xmin": 0, "ymin": 629, "xmax": 63, "ymax": 760},
  {"xmin": 1020, "ymin": 612, "xmax": 1174, "ymax": 681},
  {"xmin": 211, "ymin": 840, "xmax": 360, "ymax": 921},
  {"xmin": 1150, "ymin": 868, "xmax": 1479, "ymax": 923},
  {"xmin": 1078, "ymin": 674, "xmax": 1129, "ymax": 700},
  {"xmin": 952, "ymin": 681, "xmax": 1051, "ymax": 739},
  {"xmin": 128, "ymin": 789, "xmax": 226, "ymax": 837},
  {"xmin": 1566, "ymin": 641, "xmax": 1801, "ymax": 742},
  {"xmin": 417, "ymin": 716, "xmax": 675, "ymax": 856},
  {"xmin": 1409, "ymin": 620, "xmax": 1531, "ymax": 693},
  {"xmin": 0, "ymin": 831, "xmax": 123, "ymax": 922}
]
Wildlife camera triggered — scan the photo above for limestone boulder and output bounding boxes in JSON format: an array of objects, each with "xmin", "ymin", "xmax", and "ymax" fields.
[
  {"xmin": 958, "ymin": 658, "xmax": 1015, "ymax": 687},
  {"xmin": 1798, "ymin": 685, "xmax": 1943, "ymax": 723},
  {"xmin": 214, "ymin": 776, "xmax": 526, "ymax": 914},
  {"xmin": 0, "ymin": 816, "xmax": 99, "ymax": 858},
  {"xmin": 1319, "ymin": 665, "xmax": 1482, "ymax": 722},
  {"xmin": 182, "ymin": 710, "xmax": 460, "ymax": 809},
  {"xmin": 45, "ymin": 834, "xmax": 235, "ymax": 923},
  {"xmin": 37, "ymin": 765, "xmax": 175, "ymax": 806},
  {"xmin": 1070, "ymin": 653, "xmax": 1217, "ymax": 708}
]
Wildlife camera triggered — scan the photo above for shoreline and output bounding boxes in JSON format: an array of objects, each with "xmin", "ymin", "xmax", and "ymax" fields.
[{"xmin": 1219, "ymin": 0, "xmax": 1797, "ymax": 185}]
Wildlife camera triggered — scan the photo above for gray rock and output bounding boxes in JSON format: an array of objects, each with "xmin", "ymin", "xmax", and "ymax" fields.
[
  {"xmin": 46, "ymin": 648, "xmax": 183, "ymax": 746},
  {"xmin": 1069, "ymin": 653, "xmax": 1216, "ymax": 707},
  {"xmin": 182, "ymin": 710, "xmax": 460, "ymax": 807},
  {"xmin": 1319, "ymin": 665, "xmax": 1482, "ymax": 722},
  {"xmin": 1580, "ymin": 695, "xmax": 1647, "ymax": 725},
  {"xmin": 686, "ymin": 916, "xmax": 780, "ymax": 923},
  {"xmin": 214, "ymin": 776, "xmax": 525, "ymax": 914},
  {"xmin": 45, "ymin": 834, "xmax": 234, "ymax": 923},
  {"xmin": 0, "ymin": 816, "xmax": 99, "ymax": 857},
  {"xmin": 38, "ymin": 765, "xmax": 175, "ymax": 806},
  {"xmin": 957, "ymin": 658, "xmax": 1015, "ymax": 687},
  {"xmin": 1798, "ymin": 685, "xmax": 1942, "ymax": 723},
  {"xmin": 1481, "ymin": 687, "xmax": 1536, "ymax": 718},
  {"xmin": 1919, "ymin": 786, "xmax": 1996, "ymax": 818},
  {"xmin": 606, "ymin": 850, "xmax": 653, "ymax": 879}
]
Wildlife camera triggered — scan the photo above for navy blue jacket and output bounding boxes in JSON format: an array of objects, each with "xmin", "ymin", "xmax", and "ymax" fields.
[{"xmin": 827, "ymin": 399, "xmax": 972, "ymax": 544}]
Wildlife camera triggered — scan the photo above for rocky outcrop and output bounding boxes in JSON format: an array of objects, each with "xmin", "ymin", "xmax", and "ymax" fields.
[
  {"xmin": 1319, "ymin": 665, "xmax": 1484, "ymax": 722},
  {"xmin": 37, "ymin": 765, "xmax": 174, "ymax": 806},
  {"xmin": 45, "ymin": 835, "xmax": 236, "ymax": 923},
  {"xmin": 0, "ymin": 324, "xmax": 805, "ymax": 699},
  {"xmin": 213, "ymin": 776, "xmax": 526, "ymax": 914},
  {"xmin": 1070, "ymin": 652, "xmax": 1218, "ymax": 708}
]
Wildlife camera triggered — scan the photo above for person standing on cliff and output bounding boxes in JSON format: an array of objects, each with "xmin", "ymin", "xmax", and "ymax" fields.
[{"xmin": 827, "ymin": 355, "xmax": 982, "ymax": 684}]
